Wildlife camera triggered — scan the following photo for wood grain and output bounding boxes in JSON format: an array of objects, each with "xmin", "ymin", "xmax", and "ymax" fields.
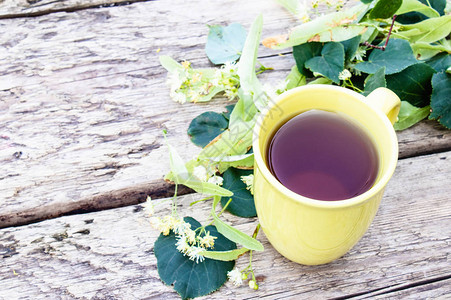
[
  {"xmin": 1, "ymin": 0, "xmax": 450, "ymax": 228},
  {"xmin": 0, "ymin": 0, "xmax": 149, "ymax": 18},
  {"xmin": 1, "ymin": 151, "xmax": 449, "ymax": 299}
]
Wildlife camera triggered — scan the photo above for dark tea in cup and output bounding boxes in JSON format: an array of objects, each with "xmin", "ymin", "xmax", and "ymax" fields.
[{"xmin": 267, "ymin": 109, "xmax": 378, "ymax": 201}]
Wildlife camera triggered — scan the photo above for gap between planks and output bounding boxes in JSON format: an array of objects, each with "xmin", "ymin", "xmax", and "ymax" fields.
[{"xmin": 0, "ymin": 0, "xmax": 154, "ymax": 19}]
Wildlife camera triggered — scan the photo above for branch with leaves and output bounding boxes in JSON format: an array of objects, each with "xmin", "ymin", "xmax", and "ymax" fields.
[{"xmin": 150, "ymin": 0, "xmax": 450, "ymax": 299}]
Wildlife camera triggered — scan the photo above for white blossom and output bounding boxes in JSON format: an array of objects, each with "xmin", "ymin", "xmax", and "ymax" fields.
[
  {"xmin": 193, "ymin": 165, "xmax": 208, "ymax": 181},
  {"xmin": 338, "ymin": 69, "xmax": 352, "ymax": 81},
  {"xmin": 207, "ymin": 175, "xmax": 223, "ymax": 186},
  {"xmin": 227, "ymin": 268, "xmax": 243, "ymax": 286}
]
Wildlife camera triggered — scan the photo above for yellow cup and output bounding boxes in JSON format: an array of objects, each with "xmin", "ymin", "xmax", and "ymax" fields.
[{"xmin": 253, "ymin": 85, "xmax": 400, "ymax": 265}]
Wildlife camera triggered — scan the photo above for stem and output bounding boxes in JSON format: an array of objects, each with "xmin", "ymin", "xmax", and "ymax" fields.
[
  {"xmin": 172, "ymin": 183, "xmax": 179, "ymax": 217},
  {"xmin": 344, "ymin": 79, "xmax": 363, "ymax": 93},
  {"xmin": 363, "ymin": 15, "xmax": 397, "ymax": 51},
  {"xmin": 190, "ymin": 196, "xmax": 213, "ymax": 206},
  {"xmin": 218, "ymin": 198, "xmax": 232, "ymax": 217}
]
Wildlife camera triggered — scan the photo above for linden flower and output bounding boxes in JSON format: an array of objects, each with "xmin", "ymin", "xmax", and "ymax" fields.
[
  {"xmin": 150, "ymin": 217, "xmax": 172, "ymax": 236},
  {"xmin": 143, "ymin": 196, "xmax": 154, "ymax": 216},
  {"xmin": 241, "ymin": 174, "xmax": 254, "ymax": 194},
  {"xmin": 227, "ymin": 268, "xmax": 243, "ymax": 286},
  {"xmin": 249, "ymin": 280, "xmax": 259, "ymax": 290},
  {"xmin": 207, "ymin": 175, "xmax": 223, "ymax": 186},
  {"xmin": 171, "ymin": 91, "xmax": 187, "ymax": 104},
  {"xmin": 187, "ymin": 246, "xmax": 205, "ymax": 263},
  {"xmin": 193, "ymin": 165, "xmax": 208, "ymax": 181},
  {"xmin": 338, "ymin": 69, "xmax": 352, "ymax": 81},
  {"xmin": 173, "ymin": 220, "xmax": 191, "ymax": 236},
  {"xmin": 200, "ymin": 232, "xmax": 217, "ymax": 248},
  {"xmin": 182, "ymin": 227, "xmax": 197, "ymax": 244},
  {"xmin": 176, "ymin": 236, "xmax": 191, "ymax": 254},
  {"xmin": 354, "ymin": 47, "xmax": 367, "ymax": 62}
]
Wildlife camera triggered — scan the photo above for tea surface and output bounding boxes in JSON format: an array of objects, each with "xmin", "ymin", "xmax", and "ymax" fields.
[{"xmin": 267, "ymin": 110, "xmax": 378, "ymax": 201}]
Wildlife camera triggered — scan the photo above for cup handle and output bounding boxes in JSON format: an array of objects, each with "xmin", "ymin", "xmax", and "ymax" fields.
[{"xmin": 365, "ymin": 88, "xmax": 401, "ymax": 125}]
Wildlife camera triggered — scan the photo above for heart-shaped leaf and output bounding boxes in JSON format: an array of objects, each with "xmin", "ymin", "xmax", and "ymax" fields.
[
  {"xmin": 386, "ymin": 63, "xmax": 436, "ymax": 107},
  {"xmin": 340, "ymin": 35, "xmax": 361, "ymax": 62},
  {"xmin": 154, "ymin": 217, "xmax": 236, "ymax": 300},
  {"xmin": 429, "ymin": 72, "xmax": 451, "ymax": 129},
  {"xmin": 355, "ymin": 39, "xmax": 419, "ymax": 75},
  {"xmin": 293, "ymin": 42, "xmax": 323, "ymax": 76},
  {"xmin": 221, "ymin": 167, "xmax": 256, "ymax": 217},
  {"xmin": 305, "ymin": 42, "xmax": 345, "ymax": 83},
  {"xmin": 394, "ymin": 101, "xmax": 431, "ymax": 130},
  {"xmin": 362, "ymin": 66, "xmax": 386, "ymax": 96},
  {"xmin": 188, "ymin": 112, "xmax": 229, "ymax": 148},
  {"xmin": 369, "ymin": 0, "xmax": 402, "ymax": 19},
  {"xmin": 205, "ymin": 23, "xmax": 247, "ymax": 65}
]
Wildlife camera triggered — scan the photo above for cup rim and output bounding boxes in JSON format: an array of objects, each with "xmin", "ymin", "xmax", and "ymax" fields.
[{"xmin": 253, "ymin": 84, "xmax": 399, "ymax": 209}]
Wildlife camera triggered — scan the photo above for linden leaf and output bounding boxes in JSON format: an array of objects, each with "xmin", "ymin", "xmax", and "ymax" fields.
[
  {"xmin": 355, "ymin": 39, "xmax": 419, "ymax": 75},
  {"xmin": 340, "ymin": 35, "xmax": 361, "ymax": 62},
  {"xmin": 154, "ymin": 217, "xmax": 236, "ymax": 300},
  {"xmin": 292, "ymin": 42, "xmax": 323, "ymax": 76},
  {"xmin": 426, "ymin": 52, "xmax": 451, "ymax": 73},
  {"xmin": 369, "ymin": 0, "xmax": 402, "ymax": 19},
  {"xmin": 220, "ymin": 167, "xmax": 256, "ymax": 218},
  {"xmin": 362, "ymin": 66, "xmax": 386, "ymax": 96},
  {"xmin": 396, "ymin": 0, "xmax": 444, "ymax": 24},
  {"xmin": 401, "ymin": 14, "xmax": 451, "ymax": 44},
  {"xmin": 263, "ymin": 3, "xmax": 369, "ymax": 49},
  {"xmin": 394, "ymin": 101, "xmax": 430, "ymax": 130},
  {"xmin": 205, "ymin": 23, "xmax": 247, "ymax": 65},
  {"xmin": 429, "ymin": 72, "xmax": 451, "ymax": 129},
  {"xmin": 386, "ymin": 63, "xmax": 436, "ymax": 107},
  {"xmin": 188, "ymin": 112, "xmax": 229, "ymax": 148},
  {"xmin": 305, "ymin": 42, "xmax": 345, "ymax": 84}
]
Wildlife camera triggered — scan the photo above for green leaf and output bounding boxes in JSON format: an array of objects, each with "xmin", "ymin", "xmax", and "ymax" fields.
[
  {"xmin": 159, "ymin": 55, "xmax": 184, "ymax": 73},
  {"xmin": 237, "ymin": 15, "xmax": 262, "ymax": 91},
  {"xmin": 200, "ymin": 247, "xmax": 249, "ymax": 261},
  {"xmin": 307, "ymin": 77, "xmax": 333, "ymax": 85},
  {"xmin": 275, "ymin": 0, "xmax": 306, "ymax": 19},
  {"xmin": 363, "ymin": 66, "xmax": 386, "ymax": 96},
  {"xmin": 340, "ymin": 35, "xmax": 361, "ymax": 62},
  {"xmin": 355, "ymin": 39, "xmax": 419, "ymax": 75},
  {"xmin": 426, "ymin": 52, "xmax": 451, "ymax": 73},
  {"xmin": 284, "ymin": 65, "xmax": 307, "ymax": 90},
  {"xmin": 187, "ymin": 112, "xmax": 229, "ymax": 148},
  {"xmin": 386, "ymin": 63, "xmax": 436, "ymax": 107},
  {"xmin": 213, "ymin": 215, "xmax": 264, "ymax": 251},
  {"xmin": 396, "ymin": 0, "xmax": 443, "ymax": 17},
  {"xmin": 155, "ymin": 217, "xmax": 236, "ymax": 300},
  {"xmin": 394, "ymin": 101, "xmax": 431, "ymax": 130},
  {"xmin": 215, "ymin": 153, "xmax": 254, "ymax": 173},
  {"xmin": 429, "ymin": 72, "xmax": 451, "ymax": 128},
  {"xmin": 205, "ymin": 23, "xmax": 247, "ymax": 65},
  {"xmin": 396, "ymin": 0, "xmax": 444, "ymax": 24},
  {"xmin": 165, "ymin": 137, "xmax": 233, "ymax": 196},
  {"xmin": 293, "ymin": 42, "xmax": 323, "ymax": 77},
  {"xmin": 265, "ymin": 4, "xmax": 370, "ymax": 49},
  {"xmin": 369, "ymin": 0, "xmax": 402, "ymax": 19},
  {"xmin": 305, "ymin": 42, "xmax": 345, "ymax": 84},
  {"xmin": 221, "ymin": 168, "xmax": 256, "ymax": 217},
  {"xmin": 222, "ymin": 104, "xmax": 236, "ymax": 121},
  {"xmin": 401, "ymin": 15, "xmax": 451, "ymax": 43}
]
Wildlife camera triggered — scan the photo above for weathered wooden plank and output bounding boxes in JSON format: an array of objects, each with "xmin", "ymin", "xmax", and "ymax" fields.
[
  {"xmin": 1, "ymin": 0, "xmax": 450, "ymax": 228},
  {"xmin": 0, "ymin": 0, "xmax": 148, "ymax": 18},
  {"xmin": 355, "ymin": 277, "xmax": 451, "ymax": 299},
  {"xmin": 1, "ymin": 152, "xmax": 449, "ymax": 299}
]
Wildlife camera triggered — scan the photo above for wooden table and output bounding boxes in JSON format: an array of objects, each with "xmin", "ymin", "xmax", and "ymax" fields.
[{"xmin": 1, "ymin": 0, "xmax": 450, "ymax": 298}]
